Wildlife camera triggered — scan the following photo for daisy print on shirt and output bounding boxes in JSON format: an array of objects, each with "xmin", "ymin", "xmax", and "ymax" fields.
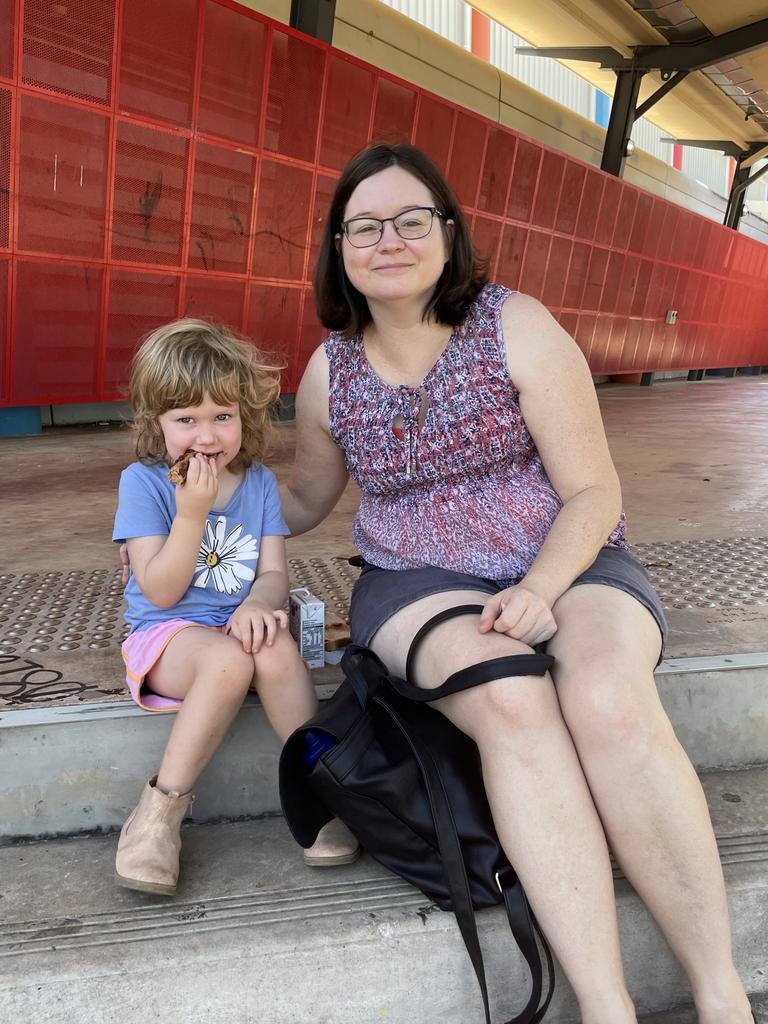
[{"xmin": 194, "ymin": 517, "xmax": 259, "ymax": 595}]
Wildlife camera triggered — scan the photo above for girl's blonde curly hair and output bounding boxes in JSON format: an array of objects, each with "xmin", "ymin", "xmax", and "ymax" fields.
[{"xmin": 128, "ymin": 318, "xmax": 281, "ymax": 472}]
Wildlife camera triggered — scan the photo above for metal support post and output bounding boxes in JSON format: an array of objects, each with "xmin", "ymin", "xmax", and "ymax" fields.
[
  {"xmin": 290, "ymin": 0, "xmax": 336, "ymax": 44},
  {"xmin": 600, "ymin": 70, "xmax": 645, "ymax": 176}
]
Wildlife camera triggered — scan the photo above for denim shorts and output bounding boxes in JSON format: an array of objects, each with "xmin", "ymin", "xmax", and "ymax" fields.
[{"xmin": 349, "ymin": 546, "xmax": 667, "ymax": 661}]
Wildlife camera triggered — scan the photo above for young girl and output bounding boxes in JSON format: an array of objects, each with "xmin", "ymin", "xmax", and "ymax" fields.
[{"xmin": 113, "ymin": 318, "xmax": 358, "ymax": 896}]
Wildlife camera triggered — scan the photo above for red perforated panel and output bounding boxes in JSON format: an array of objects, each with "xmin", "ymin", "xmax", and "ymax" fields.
[
  {"xmin": 0, "ymin": 259, "xmax": 7, "ymax": 400},
  {"xmin": 264, "ymin": 32, "xmax": 324, "ymax": 162},
  {"xmin": 104, "ymin": 271, "xmax": 180, "ymax": 396},
  {"xmin": 119, "ymin": 0, "xmax": 197, "ymax": 126},
  {"xmin": 198, "ymin": 1, "xmax": 265, "ymax": 146},
  {"xmin": 0, "ymin": 0, "xmax": 14, "ymax": 80},
  {"xmin": 22, "ymin": 0, "xmax": 114, "ymax": 104},
  {"xmin": 0, "ymin": 90, "xmax": 9, "ymax": 250},
  {"xmin": 478, "ymin": 129, "xmax": 515, "ymax": 217},
  {"xmin": 189, "ymin": 142, "xmax": 254, "ymax": 274},
  {"xmin": 413, "ymin": 94, "xmax": 454, "ymax": 172},
  {"xmin": 18, "ymin": 95, "xmax": 108, "ymax": 259},
  {"xmin": 3, "ymin": 0, "xmax": 768, "ymax": 407},
  {"xmin": 246, "ymin": 283, "xmax": 301, "ymax": 382},
  {"xmin": 448, "ymin": 111, "xmax": 486, "ymax": 207},
  {"xmin": 371, "ymin": 77, "xmax": 416, "ymax": 144},
  {"xmin": 112, "ymin": 121, "xmax": 188, "ymax": 266},
  {"xmin": 507, "ymin": 138, "xmax": 541, "ymax": 223},
  {"xmin": 12, "ymin": 261, "xmax": 102, "ymax": 402},
  {"xmin": 252, "ymin": 159, "xmax": 313, "ymax": 282},
  {"xmin": 183, "ymin": 275, "xmax": 245, "ymax": 329},
  {"xmin": 320, "ymin": 55, "xmax": 375, "ymax": 171}
]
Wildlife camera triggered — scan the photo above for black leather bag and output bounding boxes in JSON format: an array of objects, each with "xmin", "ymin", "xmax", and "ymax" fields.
[{"xmin": 280, "ymin": 606, "xmax": 556, "ymax": 1024}]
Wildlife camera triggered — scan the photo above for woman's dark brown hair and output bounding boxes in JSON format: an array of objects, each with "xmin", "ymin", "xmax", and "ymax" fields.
[{"xmin": 314, "ymin": 143, "xmax": 488, "ymax": 337}]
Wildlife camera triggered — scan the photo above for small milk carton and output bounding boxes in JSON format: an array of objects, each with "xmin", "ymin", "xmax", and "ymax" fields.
[{"xmin": 289, "ymin": 588, "xmax": 325, "ymax": 669}]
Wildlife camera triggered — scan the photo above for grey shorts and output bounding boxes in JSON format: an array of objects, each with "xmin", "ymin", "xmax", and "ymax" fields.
[{"xmin": 349, "ymin": 546, "xmax": 667, "ymax": 661}]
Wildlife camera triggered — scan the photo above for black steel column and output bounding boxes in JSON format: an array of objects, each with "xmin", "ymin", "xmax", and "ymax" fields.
[
  {"xmin": 601, "ymin": 69, "xmax": 645, "ymax": 177},
  {"xmin": 290, "ymin": 0, "xmax": 336, "ymax": 44},
  {"xmin": 724, "ymin": 156, "xmax": 751, "ymax": 230}
]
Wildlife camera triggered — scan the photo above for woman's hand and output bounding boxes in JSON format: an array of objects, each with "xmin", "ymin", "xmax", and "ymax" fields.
[
  {"xmin": 227, "ymin": 600, "xmax": 288, "ymax": 654},
  {"xmin": 478, "ymin": 585, "xmax": 557, "ymax": 647},
  {"xmin": 174, "ymin": 454, "xmax": 218, "ymax": 520}
]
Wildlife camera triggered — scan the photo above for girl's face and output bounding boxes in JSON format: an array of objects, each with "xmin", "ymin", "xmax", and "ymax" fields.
[
  {"xmin": 339, "ymin": 165, "xmax": 452, "ymax": 312},
  {"xmin": 158, "ymin": 394, "xmax": 242, "ymax": 474}
]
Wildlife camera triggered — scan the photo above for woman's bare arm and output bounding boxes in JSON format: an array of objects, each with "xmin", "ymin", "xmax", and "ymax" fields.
[
  {"xmin": 502, "ymin": 293, "xmax": 623, "ymax": 608},
  {"xmin": 281, "ymin": 345, "xmax": 350, "ymax": 536}
]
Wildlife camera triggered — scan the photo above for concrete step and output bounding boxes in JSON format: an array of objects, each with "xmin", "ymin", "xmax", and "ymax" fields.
[
  {"xmin": 2, "ymin": 766, "xmax": 766, "ymax": 1024},
  {"xmin": 2, "ymin": 652, "xmax": 768, "ymax": 841}
]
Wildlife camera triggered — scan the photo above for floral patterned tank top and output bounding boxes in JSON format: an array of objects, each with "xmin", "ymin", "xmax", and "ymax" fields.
[{"xmin": 325, "ymin": 283, "xmax": 627, "ymax": 583}]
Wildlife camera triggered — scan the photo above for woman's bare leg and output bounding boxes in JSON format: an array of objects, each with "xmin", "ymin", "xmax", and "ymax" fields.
[
  {"xmin": 372, "ymin": 589, "xmax": 637, "ymax": 1024},
  {"xmin": 550, "ymin": 584, "xmax": 752, "ymax": 1024}
]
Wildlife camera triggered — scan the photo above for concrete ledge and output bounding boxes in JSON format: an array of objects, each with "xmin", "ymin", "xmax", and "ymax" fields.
[
  {"xmin": 2, "ymin": 653, "xmax": 767, "ymax": 841},
  {"xmin": 2, "ymin": 795, "xmax": 766, "ymax": 1024}
]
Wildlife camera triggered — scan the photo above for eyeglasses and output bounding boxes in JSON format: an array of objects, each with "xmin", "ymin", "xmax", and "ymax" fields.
[{"xmin": 340, "ymin": 207, "xmax": 446, "ymax": 248}]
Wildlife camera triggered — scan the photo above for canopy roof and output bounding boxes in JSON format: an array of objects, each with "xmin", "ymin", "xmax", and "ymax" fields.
[{"xmin": 473, "ymin": 0, "xmax": 768, "ymax": 153}]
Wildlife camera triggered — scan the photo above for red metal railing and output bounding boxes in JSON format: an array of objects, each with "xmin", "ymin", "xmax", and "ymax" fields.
[{"xmin": 1, "ymin": 0, "xmax": 767, "ymax": 406}]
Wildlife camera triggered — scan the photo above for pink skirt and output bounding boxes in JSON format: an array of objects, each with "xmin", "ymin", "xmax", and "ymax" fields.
[{"xmin": 121, "ymin": 618, "xmax": 224, "ymax": 712}]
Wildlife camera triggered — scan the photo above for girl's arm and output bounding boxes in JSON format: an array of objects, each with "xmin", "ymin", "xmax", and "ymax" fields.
[
  {"xmin": 479, "ymin": 293, "xmax": 622, "ymax": 643},
  {"xmin": 281, "ymin": 345, "xmax": 350, "ymax": 536},
  {"xmin": 227, "ymin": 535, "xmax": 290, "ymax": 653},
  {"xmin": 127, "ymin": 455, "xmax": 218, "ymax": 608}
]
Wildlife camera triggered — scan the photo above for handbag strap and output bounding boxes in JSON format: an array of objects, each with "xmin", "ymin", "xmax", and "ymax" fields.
[
  {"xmin": 368, "ymin": 689, "xmax": 554, "ymax": 1024},
  {"xmin": 395, "ymin": 605, "xmax": 553, "ymax": 701}
]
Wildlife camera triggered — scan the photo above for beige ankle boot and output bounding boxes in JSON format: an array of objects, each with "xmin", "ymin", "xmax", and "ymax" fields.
[{"xmin": 115, "ymin": 777, "xmax": 194, "ymax": 896}]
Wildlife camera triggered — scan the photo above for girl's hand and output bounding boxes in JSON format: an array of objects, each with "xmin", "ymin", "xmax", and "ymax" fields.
[
  {"xmin": 228, "ymin": 601, "xmax": 288, "ymax": 654},
  {"xmin": 173, "ymin": 453, "xmax": 218, "ymax": 520},
  {"xmin": 478, "ymin": 585, "xmax": 557, "ymax": 647}
]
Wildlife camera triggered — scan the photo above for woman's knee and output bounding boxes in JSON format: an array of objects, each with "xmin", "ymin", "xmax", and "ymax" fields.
[{"xmin": 555, "ymin": 655, "xmax": 674, "ymax": 758}]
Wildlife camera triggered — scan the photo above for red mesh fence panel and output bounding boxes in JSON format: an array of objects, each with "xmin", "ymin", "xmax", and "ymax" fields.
[
  {"xmin": 104, "ymin": 270, "xmax": 180, "ymax": 396},
  {"xmin": 3, "ymin": 0, "xmax": 768, "ymax": 407},
  {"xmin": 308, "ymin": 172, "xmax": 338, "ymax": 279},
  {"xmin": 0, "ymin": 89, "xmax": 9, "ymax": 249},
  {"xmin": 0, "ymin": 0, "xmax": 14, "ymax": 80},
  {"xmin": 112, "ymin": 121, "xmax": 188, "ymax": 266},
  {"xmin": 371, "ymin": 77, "xmax": 416, "ymax": 144},
  {"xmin": 12, "ymin": 261, "xmax": 103, "ymax": 402},
  {"xmin": 246, "ymin": 282, "xmax": 301, "ymax": 382},
  {"xmin": 320, "ymin": 55, "xmax": 375, "ymax": 172},
  {"xmin": 22, "ymin": 0, "xmax": 114, "ymax": 104},
  {"xmin": 183, "ymin": 275, "xmax": 245, "ymax": 328},
  {"xmin": 18, "ymin": 95, "xmax": 108, "ymax": 259},
  {"xmin": 477, "ymin": 128, "xmax": 516, "ymax": 217},
  {"xmin": 198, "ymin": 1, "xmax": 265, "ymax": 147},
  {"xmin": 0, "ymin": 259, "xmax": 7, "ymax": 400},
  {"xmin": 448, "ymin": 111, "xmax": 485, "ymax": 207},
  {"xmin": 507, "ymin": 138, "xmax": 541, "ymax": 223},
  {"xmin": 264, "ymin": 32, "xmax": 324, "ymax": 162},
  {"xmin": 413, "ymin": 94, "xmax": 454, "ymax": 172},
  {"xmin": 189, "ymin": 142, "xmax": 255, "ymax": 274},
  {"xmin": 252, "ymin": 159, "xmax": 314, "ymax": 282},
  {"xmin": 119, "ymin": 0, "xmax": 197, "ymax": 126}
]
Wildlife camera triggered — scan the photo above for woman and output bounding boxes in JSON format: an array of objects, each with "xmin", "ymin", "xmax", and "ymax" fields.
[{"xmin": 281, "ymin": 143, "xmax": 752, "ymax": 1024}]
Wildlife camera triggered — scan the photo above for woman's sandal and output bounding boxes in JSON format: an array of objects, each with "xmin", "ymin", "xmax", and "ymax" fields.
[{"xmin": 303, "ymin": 818, "xmax": 360, "ymax": 867}]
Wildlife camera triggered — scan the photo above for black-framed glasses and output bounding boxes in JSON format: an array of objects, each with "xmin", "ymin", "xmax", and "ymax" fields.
[{"xmin": 340, "ymin": 207, "xmax": 446, "ymax": 248}]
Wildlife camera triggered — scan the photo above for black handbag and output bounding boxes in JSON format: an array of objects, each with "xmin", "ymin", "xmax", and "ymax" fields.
[{"xmin": 280, "ymin": 605, "xmax": 556, "ymax": 1024}]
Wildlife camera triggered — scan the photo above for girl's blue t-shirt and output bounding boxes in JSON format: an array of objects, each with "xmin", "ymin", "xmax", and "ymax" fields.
[{"xmin": 113, "ymin": 461, "xmax": 289, "ymax": 634}]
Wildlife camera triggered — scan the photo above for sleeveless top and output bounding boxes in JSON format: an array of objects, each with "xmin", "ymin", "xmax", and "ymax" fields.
[{"xmin": 325, "ymin": 283, "xmax": 627, "ymax": 584}]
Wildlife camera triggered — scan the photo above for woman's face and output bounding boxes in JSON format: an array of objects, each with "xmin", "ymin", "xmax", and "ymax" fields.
[{"xmin": 339, "ymin": 165, "xmax": 452, "ymax": 311}]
